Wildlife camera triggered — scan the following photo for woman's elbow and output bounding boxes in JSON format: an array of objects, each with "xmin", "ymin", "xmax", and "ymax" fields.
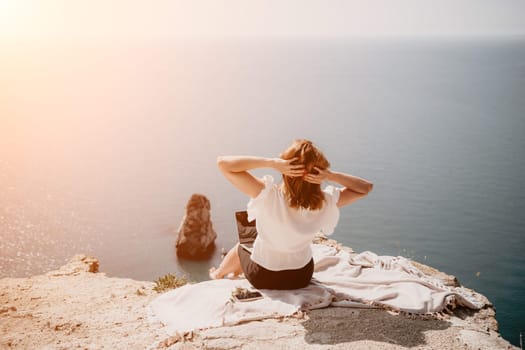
[
  {"xmin": 217, "ymin": 156, "xmax": 226, "ymax": 170},
  {"xmin": 217, "ymin": 156, "xmax": 234, "ymax": 173}
]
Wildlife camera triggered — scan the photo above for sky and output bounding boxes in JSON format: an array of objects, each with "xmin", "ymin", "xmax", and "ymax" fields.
[{"xmin": 0, "ymin": 0, "xmax": 524, "ymax": 40}]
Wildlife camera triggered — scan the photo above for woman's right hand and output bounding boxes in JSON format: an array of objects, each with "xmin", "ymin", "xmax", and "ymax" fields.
[
  {"xmin": 304, "ymin": 166, "xmax": 331, "ymax": 184},
  {"xmin": 273, "ymin": 157, "xmax": 305, "ymax": 177}
]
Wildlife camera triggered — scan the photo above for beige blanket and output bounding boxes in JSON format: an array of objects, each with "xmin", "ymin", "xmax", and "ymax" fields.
[{"xmin": 147, "ymin": 244, "xmax": 484, "ymax": 335}]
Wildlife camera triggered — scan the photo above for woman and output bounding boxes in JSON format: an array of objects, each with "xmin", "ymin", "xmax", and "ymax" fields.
[{"xmin": 209, "ymin": 139, "xmax": 373, "ymax": 290}]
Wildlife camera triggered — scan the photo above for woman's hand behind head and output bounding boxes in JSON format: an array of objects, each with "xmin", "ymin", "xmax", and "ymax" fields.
[
  {"xmin": 274, "ymin": 157, "xmax": 305, "ymax": 177},
  {"xmin": 304, "ymin": 167, "xmax": 331, "ymax": 185}
]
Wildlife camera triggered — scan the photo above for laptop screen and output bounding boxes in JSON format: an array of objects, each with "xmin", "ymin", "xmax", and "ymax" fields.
[{"xmin": 235, "ymin": 211, "xmax": 258, "ymax": 246}]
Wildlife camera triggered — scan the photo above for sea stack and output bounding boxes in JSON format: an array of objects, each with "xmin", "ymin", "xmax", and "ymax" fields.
[{"xmin": 175, "ymin": 194, "xmax": 217, "ymax": 259}]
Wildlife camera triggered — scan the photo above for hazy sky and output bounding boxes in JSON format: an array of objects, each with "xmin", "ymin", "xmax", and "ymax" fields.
[{"xmin": 1, "ymin": 0, "xmax": 524, "ymax": 40}]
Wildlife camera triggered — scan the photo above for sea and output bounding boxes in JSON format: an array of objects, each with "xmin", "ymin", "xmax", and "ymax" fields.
[{"xmin": 1, "ymin": 35, "xmax": 524, "ymax": 346}]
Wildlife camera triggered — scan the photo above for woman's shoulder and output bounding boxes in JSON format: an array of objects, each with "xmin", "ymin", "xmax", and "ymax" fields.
[
  {"xmin": 258, "ymin": 175, "xmax": 281, "ymax": 196},
  {"xmin": 249, "ymin": 175, "xmax": 279, "ymax": 207},
  {"xmin": 260, "ymin": 174, "xmax": 275, "ymax": 187},
  {"xmin": 322, "ymin": 185, "xmax": 342, "ymax": 208},
  {"xmin": 323, "ymin": 184, "xmax": 340, "ymax": 195}
]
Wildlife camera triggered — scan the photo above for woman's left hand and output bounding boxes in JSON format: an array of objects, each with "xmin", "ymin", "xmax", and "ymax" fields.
[
  {"xmin": 304, "ymin": 167, "xmax": 331, "ymax": 184},
  {"xmin": 274, "ymin": 157, "xmax": 305, "ymax": 177}
]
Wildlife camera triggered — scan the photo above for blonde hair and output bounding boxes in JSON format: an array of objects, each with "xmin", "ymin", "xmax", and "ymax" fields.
[{"xmin": 280, "ymin": 139, "xmax": 330, "ymax": 211}]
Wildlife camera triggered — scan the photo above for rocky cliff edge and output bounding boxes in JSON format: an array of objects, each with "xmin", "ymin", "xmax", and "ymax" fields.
[{"xmin": 0, "ymin": 238, "xmax": 518, "ymax": 350}]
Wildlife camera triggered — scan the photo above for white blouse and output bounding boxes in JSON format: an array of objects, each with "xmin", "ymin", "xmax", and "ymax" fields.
[{"xmin": 246, "ymin": 175, "xmax": 341, "ymax": 271}]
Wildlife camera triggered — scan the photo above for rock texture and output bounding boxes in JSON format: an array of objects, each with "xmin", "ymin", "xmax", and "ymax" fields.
[
  {"xmin": 0, "ymin": 254, "xmax": 165, "ymax": 349},
  {"xmin": 175, "ymin": 194, "xmax": 217, "ymax": 259},
  {"xmin": 0, "ymin": 240, "xmax": 519, "ymax": 350}
]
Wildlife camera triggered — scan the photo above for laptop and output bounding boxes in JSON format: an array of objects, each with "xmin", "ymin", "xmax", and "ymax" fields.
[{"xmin": 235, "ymin": 211, "xmax": 257, "ymax": 253}]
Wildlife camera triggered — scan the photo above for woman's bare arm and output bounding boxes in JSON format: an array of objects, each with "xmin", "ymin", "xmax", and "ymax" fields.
[
  {"xmin": 304, "ymin": 167, "xmax": 373, "ymax": 208},
  {"xmin": 217, "ymin": 156, "xmax": 304, "ymax": 198},
  {"xmin": 326, "ymin": 171, "xmax": 373, "ymax": 195}
]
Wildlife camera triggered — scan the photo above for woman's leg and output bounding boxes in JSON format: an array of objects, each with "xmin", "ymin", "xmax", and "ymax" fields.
[{"xmin": 209, "ymin": 243, "xmax": 243, "ymax": 279}]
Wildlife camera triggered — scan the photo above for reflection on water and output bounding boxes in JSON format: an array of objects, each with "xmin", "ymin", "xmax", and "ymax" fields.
[{"xmin": 1, "ymin": 37, "xmax": 525, "ymax": 345}]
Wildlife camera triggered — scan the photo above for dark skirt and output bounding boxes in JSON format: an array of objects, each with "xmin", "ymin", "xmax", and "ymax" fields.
[{"xmin": 237, "ymin": 244, "xmax": 314, "ymax": 290}]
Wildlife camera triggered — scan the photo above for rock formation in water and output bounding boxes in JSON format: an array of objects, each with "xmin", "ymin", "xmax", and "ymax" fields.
[{"xmin": 175, "ymin": 194, "xmax": 217, "ymax": 259}]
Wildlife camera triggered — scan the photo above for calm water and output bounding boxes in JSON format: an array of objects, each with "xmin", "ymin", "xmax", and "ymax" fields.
[{"xmin": 1, "ymin": 36, "xmax": 524, "ymax": 345}]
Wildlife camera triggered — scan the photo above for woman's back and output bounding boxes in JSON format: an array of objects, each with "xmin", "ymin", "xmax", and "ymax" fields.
[{"xmin": 247, "ymin": 175, "xmax": 341, "ymax": 270}]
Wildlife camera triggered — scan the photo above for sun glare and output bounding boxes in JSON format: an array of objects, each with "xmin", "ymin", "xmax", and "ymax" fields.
[{"xmin": 0, "ymin": 0, "xmax": 40, "ymax": 38}]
